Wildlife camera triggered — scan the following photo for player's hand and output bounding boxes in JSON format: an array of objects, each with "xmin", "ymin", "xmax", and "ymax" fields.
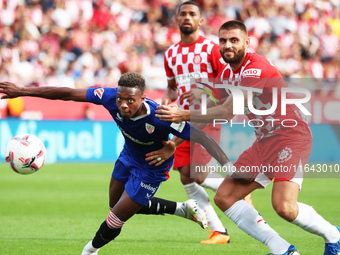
[
  {"xmin": 145, "ymin": 140, "xmax": 176, "ymax": 166},
  {"xmin": 0, "ymin": 81, "xmax": 23, "ymax": 99},
  {"xmin": 180, "ymin": 88, "xmax": 205, "ymax": 106},
  {"xmin": 162, "ymin": 97, "xmax": 172, "ymax": 105},
  {"xmin": 161, "ymin": 93, "xmax": 175, "ymax": 105},
  {"xmin": 155, "ymin": 104, "xmax": 186, "ymax": 123},
  {"xmin": 179, "ymin": 90, "xmax": 191, "ymax": 102}
]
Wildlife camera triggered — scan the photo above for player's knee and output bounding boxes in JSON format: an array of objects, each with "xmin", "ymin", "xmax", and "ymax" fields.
[
  {"xmin": 195, "ymin": 177, "xmax": 205, "ymax": 185},
  {"xmin": 272, "ymin": 201, "xmax": 297, "ymax": 222},
  {"xmin": 108, "ymin": 200, "xmax": 114, "ymax": 211},
  {"xmin": 214, "ymin": 191, "xmax": 230, "ymax": 211},
  {"xmin": 180, "ymin": 173, "xmax": 192, "ymax": 185}
]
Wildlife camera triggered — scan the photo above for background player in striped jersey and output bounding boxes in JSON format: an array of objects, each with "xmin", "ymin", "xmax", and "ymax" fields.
[
  {"xmin": 155, "ymin": 20, "xmax": 340, "ymax": 255},
  {"xmin": 161, "ymin": 0, "xmax": 237, "ymax": 244},
  {"xmin": 0, "ymin": 72, "xmax": 233, "ymax": 255}
]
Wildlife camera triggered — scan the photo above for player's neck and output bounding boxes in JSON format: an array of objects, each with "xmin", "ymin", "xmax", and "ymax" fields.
[
  {"xmin": 229, "ymin": 54, "xmax": 247, "ymax": 72},
  {"xmin": 180, "ymin": 32, "xmax": 200, "ymax": 45},
  {"xmin": 229, "ymin": 62, "xmax": 243, "ymax": 72},
  {"xmin": 134, "ymin": 102, "xmax": 147, "ymax": 117}
]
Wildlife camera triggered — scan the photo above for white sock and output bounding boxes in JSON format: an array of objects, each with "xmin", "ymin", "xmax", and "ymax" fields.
[
  {"xmin": 174, "ymin": 202, "xmax": 186, "ymax": 217},
  {"xmin": 200, "ymin": 173, "xmax": 224, "ymax": 193},
  {"xmin": 292, "ymin": 202, "xmax": 340, "ymax": 243},
  {"xmin": 225, "ymin": 200, "xmax": 290, "ymax": 254},
  {"xmin": 183, "ymin": 182, "xmax": 225, "ymax": 233},
  {"xmin": 82, "ymin": 240, "xmax": 99, "ymax": 255}
]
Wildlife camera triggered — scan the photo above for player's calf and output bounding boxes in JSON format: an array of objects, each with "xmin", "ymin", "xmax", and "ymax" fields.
[
  {"xmin": 136, "ymin": 197, "xmax": 208, "ymax": 229},
  {"xmin": 137, "ymin": 197, "xmax": 175, "ymax": 215},
  {"xmin": 82, "ymin": 212, "xmax": 124, "ymax": 255},
  {"xmin": 82, "ymin": 221, "xmax": 121, "ymax": 255},
  {"xmin": 93, "ymin": 220, "xmax": 122, "ymax": 248}
]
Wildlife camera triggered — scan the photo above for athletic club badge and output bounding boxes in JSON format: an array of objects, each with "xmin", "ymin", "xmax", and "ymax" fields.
[
  {"xmin": 277, "ymin": 147, "xmax": 292, "ymax": 163},
  {"xmin": 193, "ymin": 55, "xmax": 202, "ymax": 64},
  {"xmin": 145, "ymin": 123, "xmax": 155, "ymax": 134}
]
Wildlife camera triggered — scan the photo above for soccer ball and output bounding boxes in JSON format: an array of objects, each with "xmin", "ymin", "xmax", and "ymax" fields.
[{"xmin": 5, "ymin": 134, "xmax": 46, "ymax": 175}]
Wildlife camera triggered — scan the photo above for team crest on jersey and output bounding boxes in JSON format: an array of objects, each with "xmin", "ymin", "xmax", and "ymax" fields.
[
  {"xmin": 145, "ymin": 123, "xmax": 155, "ymax": 134},
  {"xmin": 242, "ymin": 68, "xmax": 262, "ymax": 78},
  {"xmin": 94, "ymin": 88, "xmax": 104, "ymax": 99},
  {"xmin": 193, "ymin": 55, "xmax": 202, "ymax": 64},
  {"xmin": 277, "ymin": 147, "xmax": 292, "ymax": 163}
]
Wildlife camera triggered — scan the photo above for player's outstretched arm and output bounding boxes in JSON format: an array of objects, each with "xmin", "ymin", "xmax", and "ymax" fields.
[
  {"xmin": 189, "ymin": 127, "xmax": 230, "ymax": 166},
  {"xmin": 190, "ymin": 127, "xmax": 239, "ymax": 178},
  {"xmin": 0, "ymin": 81, "xmax": 88, "ymax": 102},
  {"xmin": 156, "ymin": 104, "xmax": 189, "ymax": 123},
  {"xmin": 156, "ymin": 89, "xmax": 250, "ymax": 123}
]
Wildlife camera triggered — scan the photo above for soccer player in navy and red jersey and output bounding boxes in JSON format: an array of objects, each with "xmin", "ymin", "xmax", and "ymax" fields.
[
  {"xmin": 0, "ymin": 72, "xmax": 232, "ymax": 255},
  {"xmin": 155, "ymin": 20, "xmax": 340, "ymax": 255}
]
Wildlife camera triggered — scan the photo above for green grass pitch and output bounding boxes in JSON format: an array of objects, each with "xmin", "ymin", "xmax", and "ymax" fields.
[{"xmin": 0, "ymin": 163, "xmax": 339, "ymax": 255}]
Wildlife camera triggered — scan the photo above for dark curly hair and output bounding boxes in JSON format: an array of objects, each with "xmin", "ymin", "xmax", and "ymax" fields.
[
  {"xmin": 177, "ymin": 1, "xmax": 202, "ymax": 15},
  {"xmin": 118, "ymin": 72, "xmax": 145, "ymax": 93}
]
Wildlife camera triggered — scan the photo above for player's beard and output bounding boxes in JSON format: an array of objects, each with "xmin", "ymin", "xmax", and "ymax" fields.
[
  {"xmin": 180, "ymin": 24, "xmax": 195, "ymax": 35},
  {"xmin": 221, "ymin": 47, "xmax": 246, "ymax": 64}
]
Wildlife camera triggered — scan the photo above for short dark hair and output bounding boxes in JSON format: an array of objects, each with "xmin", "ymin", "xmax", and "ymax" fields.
[
  {"xmin": 177, "ymin": 1, "xmax": 202, "ymax": 15},
  {"xmin": 118, "ymin": 72, "xmax": 145, "ymax": 93},
  {"xmin": 219, "ymin": 20, "xmax": 248, "ymax": 36}
]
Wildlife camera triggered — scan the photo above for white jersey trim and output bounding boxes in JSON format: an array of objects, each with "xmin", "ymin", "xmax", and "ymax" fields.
[{"xmin": 130, "ymin": 101, "xmax": 151, "ymax": 121}]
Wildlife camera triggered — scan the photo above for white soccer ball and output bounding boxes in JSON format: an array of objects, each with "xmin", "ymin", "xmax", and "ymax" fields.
[{"xmin": 5, "ymin": 134, "xmax": 46, "ymax": 175}]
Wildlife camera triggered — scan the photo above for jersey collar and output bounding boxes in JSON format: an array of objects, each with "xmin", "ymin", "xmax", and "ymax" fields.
[{"xmin": 130, "ymin": 101, "xmax": 150, "ymax": 121}]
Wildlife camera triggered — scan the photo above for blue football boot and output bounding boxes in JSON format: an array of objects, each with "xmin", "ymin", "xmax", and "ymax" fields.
[
  {"xmin": 324, "ymin": 226, "xmax": 340, "ymax": 255},
  {"xmin": 267, "ymin": 244, "xmax": 299, "ymax": 255}
]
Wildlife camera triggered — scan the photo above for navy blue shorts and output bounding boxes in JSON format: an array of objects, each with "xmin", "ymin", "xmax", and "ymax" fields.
[{"xmin": 112, "ymin": 158, "xmax": 161, "ymax": 205}]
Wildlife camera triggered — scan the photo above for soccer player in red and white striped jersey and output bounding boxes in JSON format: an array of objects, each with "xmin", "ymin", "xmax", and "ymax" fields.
[
  {"xmin": 163, "ymin": 28, "xmax": 225, "ymax": 110},
  {"xmin": 162, "ymin": 1, "xmax": 231, "ymax": 244},
  {"xmin": 156, "ymin": 20, "xmax": 340, "ymax": 255}
]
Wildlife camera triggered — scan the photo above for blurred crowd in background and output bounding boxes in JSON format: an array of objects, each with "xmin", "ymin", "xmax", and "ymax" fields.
[{"xmin": 0, "ymin": 0, "xmax": 339, "ymax": 92}]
